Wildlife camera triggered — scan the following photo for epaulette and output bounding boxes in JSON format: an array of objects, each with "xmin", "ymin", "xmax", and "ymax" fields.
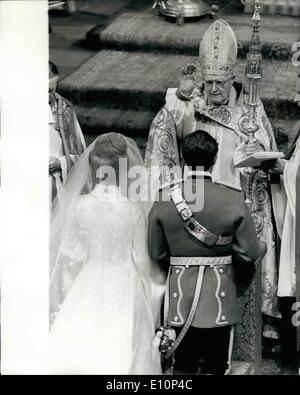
[{"xmin": 214, "ymin": 180, "xmax": 242, "ymax": 192}]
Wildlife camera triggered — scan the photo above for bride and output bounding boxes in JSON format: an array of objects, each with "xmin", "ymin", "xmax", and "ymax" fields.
[{"xmin": 49, "ymin": 132, "xmax": 163, "ymax": 375}]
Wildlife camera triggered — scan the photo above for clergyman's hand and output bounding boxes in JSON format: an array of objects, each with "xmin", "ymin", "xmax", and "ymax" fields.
[
  {"xmin": 269, "ymin": 158, "xmax": 286, "ymax": 175},
  {"xmin": 49, "ymin": 156, "xmax": 61, "ymax": 174},
  {"xmin": 179, "ymin": 62, "xmax": 197, "ymax": 97},
  {"xmin": 245, "ymin": 138, "xmax": 260, "ymax": 156}
]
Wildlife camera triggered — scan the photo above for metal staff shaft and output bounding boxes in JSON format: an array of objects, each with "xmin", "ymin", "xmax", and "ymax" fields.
[{"xmin": 241, "ymin": 0, "xmax": 263, "ymax": 209}]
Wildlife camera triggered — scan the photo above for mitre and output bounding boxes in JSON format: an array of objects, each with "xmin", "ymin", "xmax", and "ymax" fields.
[{"xmin": 199, "ymin": 19, "xmax": 238, "ymax": 76}]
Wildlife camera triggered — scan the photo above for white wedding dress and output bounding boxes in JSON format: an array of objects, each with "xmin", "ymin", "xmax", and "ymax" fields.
[{"xmin": 49, "ymin": 184, "xmax": 161, "ymax": 375}]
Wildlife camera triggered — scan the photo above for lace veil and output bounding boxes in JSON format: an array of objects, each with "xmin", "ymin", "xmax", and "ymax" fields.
[{"xmin": 49, "ymin": 133, "xmax": 159, "ymax": 325}]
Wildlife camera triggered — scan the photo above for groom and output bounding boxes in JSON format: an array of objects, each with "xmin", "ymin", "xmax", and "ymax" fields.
[{"xmin": 148, "ymin": 130, "xmax": 266, "ymax": 375}]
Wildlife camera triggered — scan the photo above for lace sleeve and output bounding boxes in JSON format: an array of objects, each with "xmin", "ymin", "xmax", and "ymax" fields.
[
  {"xmin": 60, "ymin": 215, "xmax": 88, "ymax": 296},
  {"xmin": 50, "ymin": 212, "xmax": 88, "ymax": 325}
]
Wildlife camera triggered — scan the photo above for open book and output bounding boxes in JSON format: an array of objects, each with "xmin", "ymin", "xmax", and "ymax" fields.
[{"xmin": 234, "ymin": 151, "xmax": 285, "ymax": 168}]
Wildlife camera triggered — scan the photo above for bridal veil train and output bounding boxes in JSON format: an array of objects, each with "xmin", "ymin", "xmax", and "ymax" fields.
[{"xmin": 49, "ymin": 133, "xmax": 163, "ymax": 375}]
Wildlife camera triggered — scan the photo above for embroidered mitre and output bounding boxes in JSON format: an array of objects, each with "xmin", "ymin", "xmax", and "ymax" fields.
[{"xmin": 199, "ymin": 19, "xmax": 238, "ymax": 76}]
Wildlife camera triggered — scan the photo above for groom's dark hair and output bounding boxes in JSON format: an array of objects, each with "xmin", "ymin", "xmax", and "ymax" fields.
[{"xmin": 182, "ymin": 130, "xmax": 218, "ymax": 171}]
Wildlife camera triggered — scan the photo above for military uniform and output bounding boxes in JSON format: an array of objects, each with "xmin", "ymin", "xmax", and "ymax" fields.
[{"xmin": 148, "ymin": 172, "xmax": 265, "ymax": 374}]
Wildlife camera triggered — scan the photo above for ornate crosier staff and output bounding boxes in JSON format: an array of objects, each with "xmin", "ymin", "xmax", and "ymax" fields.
[{"xmin": 239, "ymin": 0, "xmax": 263, "ymax": 209}]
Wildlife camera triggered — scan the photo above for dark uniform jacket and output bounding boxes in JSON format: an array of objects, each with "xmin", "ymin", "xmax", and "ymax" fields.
[{"xmin": 148, "ymin": 173, "xmax": 265, "ymax": 329}]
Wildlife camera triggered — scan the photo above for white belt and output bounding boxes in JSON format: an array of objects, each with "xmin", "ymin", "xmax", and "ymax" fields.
[{"xmin": 170, "ymin": 256, "xmax": 232, "ymax": 267}]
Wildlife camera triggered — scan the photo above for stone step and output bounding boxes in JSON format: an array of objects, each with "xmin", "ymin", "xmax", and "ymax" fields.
[
  {"xmin": 85, "ymin": 9, "xmax": 300, "ymax": 60},
  {"xmin": 75, "ymin": 106, "xmax": 154, "ymax": 143},
  {"xmin": 77, "ymin": 106, "xmax": 297, "ymax": 155},
  {"xmin": 59, "ymin": 50, "xmax": 299, "ymax": 119},
  {"xmin": 78, "ymin": 107, "xmax": 151, "ymax": 155}
]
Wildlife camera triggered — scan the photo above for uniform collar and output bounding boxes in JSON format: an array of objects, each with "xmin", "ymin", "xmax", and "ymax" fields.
[{"xmin": 183, "ymin": 168, "xmax": 212, "ymax": 180}]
